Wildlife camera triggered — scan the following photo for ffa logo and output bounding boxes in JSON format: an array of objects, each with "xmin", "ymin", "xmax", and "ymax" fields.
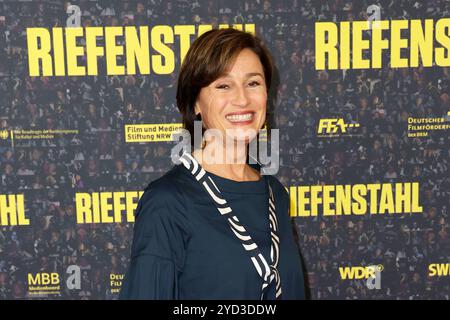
[{"xmin": 317, "ymin": 119, "xmax": 360, "ymax": 134}]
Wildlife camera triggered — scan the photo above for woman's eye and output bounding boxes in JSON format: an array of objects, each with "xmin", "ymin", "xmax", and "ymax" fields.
[
  {"xmin": 216, "ymin": 84, "xmax": 230, "ymax": 89},
  {"xmin": 248, "ymin": 81, "xmax": 261, "ymax": 87}
]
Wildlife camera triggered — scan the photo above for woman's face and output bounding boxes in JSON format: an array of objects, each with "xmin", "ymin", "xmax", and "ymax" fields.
[{"xmin": 195, "ymin": 48, "xmax": 267, "ymax": 144}]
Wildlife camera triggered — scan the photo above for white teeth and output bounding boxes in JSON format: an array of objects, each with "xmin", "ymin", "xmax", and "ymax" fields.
[{"xmin": 225, "ymin": 113, "xmax": 254, "ymax": 122}]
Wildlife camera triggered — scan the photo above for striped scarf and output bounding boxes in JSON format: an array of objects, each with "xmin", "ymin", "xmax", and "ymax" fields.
[{"xmin": 179, "ymin": 151, "xmax": 282, "ymax": 299}]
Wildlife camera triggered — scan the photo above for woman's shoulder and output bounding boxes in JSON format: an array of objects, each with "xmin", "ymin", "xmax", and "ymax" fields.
[
  {"xmin": 141, "ymin": 164, "xmax": 192, "ymax": 197},
  {"xmin": 131, "ymin": 165, "xmax": 193, "ymax": 258},
  {"xmin": 132, "ymin": 165, "xmax": 197, "ymax": 236},
  {"xmin": 265, "ymin": 175, "xmax": 292, "ymax": 221},
  {"xmin": 265, "ymin": 174, "xmax": 289, "ymax": 200},
  {"xmin": 137, "ymin": 164, "xmax": 193, "ymax": 215}
]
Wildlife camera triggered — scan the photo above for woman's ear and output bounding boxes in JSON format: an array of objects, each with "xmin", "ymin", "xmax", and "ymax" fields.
[{"xmin": 195, "ymin": 103, "xmax": 201, "ymax": 116}]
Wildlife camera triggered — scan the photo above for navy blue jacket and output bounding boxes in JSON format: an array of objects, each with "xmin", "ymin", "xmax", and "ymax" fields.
[{"xmin": 119, "ymin": 164, "xmax": 305, "ymax": 299}]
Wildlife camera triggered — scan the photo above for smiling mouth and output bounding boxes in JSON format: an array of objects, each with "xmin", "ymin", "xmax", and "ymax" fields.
[{"xmin": 225, "ymin": 112, "xmax": 255, "ymax": 123}]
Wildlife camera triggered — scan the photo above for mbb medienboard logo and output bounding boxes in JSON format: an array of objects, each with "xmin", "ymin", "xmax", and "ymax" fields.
[{"xmin": 27, "ymin": 265, "xmax": 81, "ymax": 296}]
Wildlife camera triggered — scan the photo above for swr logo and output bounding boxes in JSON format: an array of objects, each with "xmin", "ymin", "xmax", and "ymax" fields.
[
  {"xmin": 339, "ymin": 265, "xmax": 383, "ymax": 279},
  {"xmin": 28, "ymin": 273, "xmax": 60, "ymax": 285},
  {"xmin": 429, "ymin": 263, "xmax": 450, "ymax": 277},
  {"xmin": 317, "ymin": 119, "xmax": 360, "ymax": 134}
]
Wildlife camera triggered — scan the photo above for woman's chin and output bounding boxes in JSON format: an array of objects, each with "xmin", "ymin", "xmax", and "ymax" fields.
[{"xmin": 223, "ymin": 134, "xmax": 257, "ymax": 145}]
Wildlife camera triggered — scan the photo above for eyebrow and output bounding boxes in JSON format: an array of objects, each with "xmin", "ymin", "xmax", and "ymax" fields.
[{"xmin": 220, "ymin": 72, "xmax": 264, "ymax": 79}]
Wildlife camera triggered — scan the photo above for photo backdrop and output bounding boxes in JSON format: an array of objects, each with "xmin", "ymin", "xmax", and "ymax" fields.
[{"xmin": 0, "ymin": 0, "xmax": 449, "ymax": 299}]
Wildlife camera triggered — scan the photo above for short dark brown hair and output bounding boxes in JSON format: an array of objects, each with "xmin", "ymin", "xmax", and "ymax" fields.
[{"xmin": 176, "ymin": 28, "xmax": 273, "ymax": 144}]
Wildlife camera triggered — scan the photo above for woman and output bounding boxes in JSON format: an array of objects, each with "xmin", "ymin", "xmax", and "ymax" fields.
[{"xmin": 119, "ymin": 28, "xmax": 305, "ymax": 300}]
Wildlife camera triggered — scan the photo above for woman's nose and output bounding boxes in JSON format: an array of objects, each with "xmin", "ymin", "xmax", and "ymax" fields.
[{"xmin": 231, "ymin": 86, "xmax": 250, "ymax": 107}]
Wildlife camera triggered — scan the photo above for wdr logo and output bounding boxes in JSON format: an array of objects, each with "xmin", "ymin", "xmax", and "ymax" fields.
[
  {"xmin": 317, "ymin": 118, "xmax": 360, "ymax": 136},
  {"xmin": 428, "ymin": 263, "xmax": 450, "ymax": 277},
  {"xmin": 339, "ymin": 265, "xmax": 383, "ymax": 290}
]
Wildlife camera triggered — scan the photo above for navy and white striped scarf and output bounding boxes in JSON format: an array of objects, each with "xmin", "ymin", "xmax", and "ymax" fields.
[{"xmin": 179, "ymin": 151, "xmax": 282, "ymax": 299}]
